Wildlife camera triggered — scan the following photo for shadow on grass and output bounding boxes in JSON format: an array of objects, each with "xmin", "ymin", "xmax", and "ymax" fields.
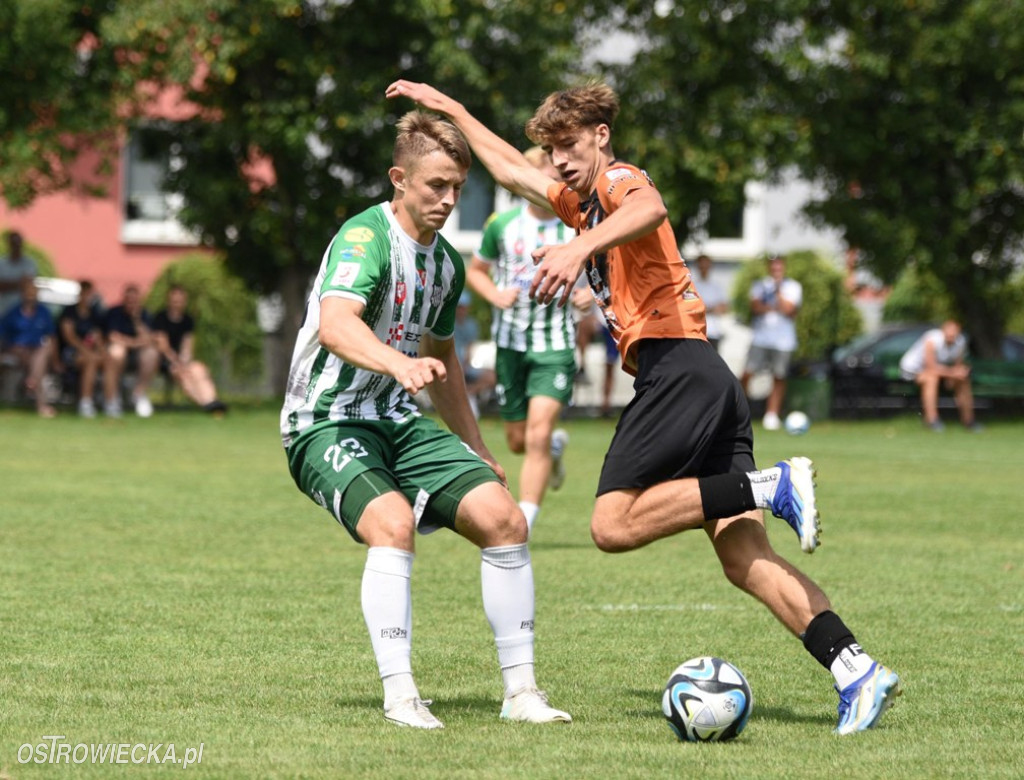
[
  {"xmin": 332, "ymin": 694, "xmax": 498, "ymax": 718},
  {"xmin": 625, "ymin": 688, "xmax": 832, "ymax": 726}
]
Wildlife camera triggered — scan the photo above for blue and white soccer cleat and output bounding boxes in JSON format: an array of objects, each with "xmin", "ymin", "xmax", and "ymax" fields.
[
  {"xmin": 834, "ymin": 662, "xmax": 902, "ymax": 735},
  {"xmin": 769, "ymin": 457, "xmax": 820, "ymax": 553}
]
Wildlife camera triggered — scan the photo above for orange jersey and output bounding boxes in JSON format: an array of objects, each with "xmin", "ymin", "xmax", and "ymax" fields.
[{"xmin": 547, "ymin": 162, "xmax": 706, "ymax": 374}]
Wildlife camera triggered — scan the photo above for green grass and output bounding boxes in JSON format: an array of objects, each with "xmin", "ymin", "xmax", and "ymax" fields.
[{"xmin": 1, "ymin": 408, "xmax": 1022, "ymax": 778}]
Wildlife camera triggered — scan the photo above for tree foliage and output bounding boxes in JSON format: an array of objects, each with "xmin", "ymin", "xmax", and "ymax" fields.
[
  {"xmin": 98, "ymin": 1, "xmax": 594, "ymax": 340},
  {"xmin": 609, "ymin": 0, "xmax": 1024, "ymax": 358},
  {"xmin": 0, "ymin": 1, "xmax": 120, "ymax": 206}
]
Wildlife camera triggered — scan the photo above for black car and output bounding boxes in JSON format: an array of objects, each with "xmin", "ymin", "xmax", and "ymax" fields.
[{"xmin": 829, "ymin": 323, "xmax": 1024, "ymax": 417}]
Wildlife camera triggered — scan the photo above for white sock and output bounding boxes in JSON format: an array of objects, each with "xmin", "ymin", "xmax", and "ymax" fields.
[
  {"xmin": 747, "ymin": 466, "xmax": 782, "ymax": 508},
  {"xmin": 361, "ymin": 547, "xmax": 415, "ymax": 707},
  {"xmin": 502, "ymin": 663, "xmax": 537, "ymax": 697},
  {"xmin": 519, "ymin": 501, "xmax": 540, "ymax": 533},
  {"xmin": 480, "ymin": 544, "xmax": 536, "ymax": 696},
  {"xmin": 381, "ymin": 673, "xmax": 419, "ymax": 708},
  {"xmin": 830, "ymin": 643, "xmax": 876, "ymax": 690}
]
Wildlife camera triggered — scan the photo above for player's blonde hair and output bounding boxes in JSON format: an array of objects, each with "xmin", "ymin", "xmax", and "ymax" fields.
[
  {"xmin": 522, "ymin": 145, "xmax": 551, "ymax": 168},
  {"xmin": 525, "ymin": 82, "xmax": 620, "ymax": 145},
  {"xmin": 394, "ymin": 110, "xmax": 471, "ymax": 172}
]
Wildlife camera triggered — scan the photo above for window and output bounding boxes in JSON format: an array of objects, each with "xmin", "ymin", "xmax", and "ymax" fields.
[{"xmin": 121, "ymin": 125, "xmax": 196, "ymax": 246}]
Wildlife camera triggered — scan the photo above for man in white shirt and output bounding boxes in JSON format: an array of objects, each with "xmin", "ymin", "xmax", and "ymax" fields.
[
  {"xmin": 899, "ymin": 319, "xmax": 979, "ymax": 432},
  {"xmin": 694, "ymin": 254, "xmax": 729, "ymax": 353},
  {"xmin": 741, "ymin": 255, "xmax": 802, "ymax": 430}
]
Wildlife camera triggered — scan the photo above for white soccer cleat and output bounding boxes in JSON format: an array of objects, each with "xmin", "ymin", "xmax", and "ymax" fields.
[
  {"xmin": 384, "ymin": 697, "xmax": 444, "ymax": 730},
  {"xmin": 549, "ymin": 429, "xmax": 569, "ymax": 491},
  {"xmin": 500, "ymin": 687, "xmax": 572, "ymax": 723}
]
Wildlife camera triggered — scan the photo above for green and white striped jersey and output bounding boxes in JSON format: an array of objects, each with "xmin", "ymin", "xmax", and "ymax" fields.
[
  {"xmin": 280, "ymin": 202, "xmax": 465, "ymax": 447},
  {"xmin": 476, "ymin": 205, "xmax": 575, "ymax": 353}
]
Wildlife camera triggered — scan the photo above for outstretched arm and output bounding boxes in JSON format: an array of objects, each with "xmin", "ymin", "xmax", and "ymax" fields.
[{"xmin": 386, "ymin": 80, "xmax": 554, "ymax": 210}]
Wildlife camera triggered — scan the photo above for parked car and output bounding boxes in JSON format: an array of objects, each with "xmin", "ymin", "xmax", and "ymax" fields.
[{"xmin": 829, "ymin": 323, "xmax": 1024, "ymax": 417}]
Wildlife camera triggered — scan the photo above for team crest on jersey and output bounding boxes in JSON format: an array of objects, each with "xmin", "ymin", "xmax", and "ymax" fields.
[
  {"xmin": 513, "ymin": 238, "xmax": 526, "ymax": 255},
  {"xmin": 331, "ymin": 261, "xmax": 361, "ymax": 288},
  {"xmin": 605, "ymin": 167, "xmax": 633, "ymax": 181},
  {"xmin": 395, "ymin": 281, "xmax": 407, "ymax": 304},
  {"xmin": 430, "ymin": 285, "xmax": 443, "ymax": 307},
  {"xmin": 343, "ymin": 227, "xmax": 374, "ymax": 242}
]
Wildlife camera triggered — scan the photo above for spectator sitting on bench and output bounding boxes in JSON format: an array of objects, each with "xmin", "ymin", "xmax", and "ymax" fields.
[
  {"xmin": 103, "ymin": 284, "xmax": 159, "ymax": 419},
  {"xmin": 899, "ymin": 318, "xmax": 980, "ymax": 432},
  {"xmin": 152, "ymin": 284, "xmax": 227, "ymax": 415},
  {"xmin": 0, "ymin": 278, "xmax": 57, "ymax": 417},
  {"xmin": 58, "ymin": 280, "xmax": 106, "ymax": 418}
]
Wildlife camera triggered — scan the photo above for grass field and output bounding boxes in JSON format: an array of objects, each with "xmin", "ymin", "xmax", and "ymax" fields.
[{"xmin": 1, "ymin": 406, "xmax": 1022, "ymax": 778}]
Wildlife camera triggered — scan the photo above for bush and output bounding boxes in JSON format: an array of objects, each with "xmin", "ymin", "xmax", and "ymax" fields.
[
  {"xmin": 146, "ymin": 253, "xmax": 263, "ymax": 384},
  {"xmin": 882, "ymin": 264, "xmax": 953, "ymax": 324},
  {"xmin": 731, "ymin": 250, "xmax": 863, "ymax": 362}
]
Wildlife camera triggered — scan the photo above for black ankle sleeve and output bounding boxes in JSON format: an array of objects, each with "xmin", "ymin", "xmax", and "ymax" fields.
[{"xmin": 698, "ymin": 473, "xmax": 757, "ymax": 521}]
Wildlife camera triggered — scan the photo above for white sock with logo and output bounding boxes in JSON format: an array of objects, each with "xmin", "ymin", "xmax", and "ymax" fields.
[
  {"xmin": 830, "ymin": 643, "xmax": 877, "ymax": 690},
  {"xmin": 480, "ymin": 543, "xmax": 537, "ymax": 696},
  {"xmin": 362, "ymin": 547, "xmax": 417, "ymax": 708},
  {"xmin": 519, "ymin": 501, "xmax": 540, "ymax": 533},
  {"xmin": 747, "ymin": 466, "xmax": 783, "ymax": 508}
]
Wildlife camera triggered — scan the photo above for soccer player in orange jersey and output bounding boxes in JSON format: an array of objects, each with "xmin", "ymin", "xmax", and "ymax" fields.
[{"xmin": 386, "ymin": 79, "xmax": 901, "ymax": 735}]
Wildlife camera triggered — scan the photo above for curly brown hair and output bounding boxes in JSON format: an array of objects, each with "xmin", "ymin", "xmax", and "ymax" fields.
[
  {"xmin": 394, "ymin": 110, "xmax": 471, "ymax": 172},
  {"xmin": 525, "ymin": 82, "xmax": 619, "ymax": 145}
]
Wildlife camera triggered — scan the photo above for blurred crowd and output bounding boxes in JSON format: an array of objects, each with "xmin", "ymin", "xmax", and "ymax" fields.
[{"xmin": 0, "ymin": 231, "xmax": 227, "ymax": 419}]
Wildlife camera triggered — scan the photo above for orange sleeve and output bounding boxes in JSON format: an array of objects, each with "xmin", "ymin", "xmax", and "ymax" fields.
[
  {"xmin": 547, "ymin": 181, "xmax": 579, "ymax": 229},
  {"xmin": 597, "ymin": 165, "xmax": 653, "ymax": 213}
]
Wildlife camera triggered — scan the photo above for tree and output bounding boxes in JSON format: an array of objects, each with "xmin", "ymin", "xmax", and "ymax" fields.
[
  {"xmin": 609, "ymin": 0, "xmax": 1024, "ymax": 358},
  {"xmin": 96, "ymin": 0, "xmax": 597, "ymax": 390},
  {"xmin": 0, "ymin": 1, "xmax": 121, "ymax": 206}
]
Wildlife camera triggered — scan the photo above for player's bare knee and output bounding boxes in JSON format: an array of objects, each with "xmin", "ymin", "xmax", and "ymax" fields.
[
  {"xmin": 506, "ymin": 432, "xmax": 525, "ymax": 454},
  {"xmin": 590, "ymin": 517, "xmax": 637, "ymax": 553},
  {"xmin": 357, "ymin": 510, "xmax": 415, "ymax": 549}
]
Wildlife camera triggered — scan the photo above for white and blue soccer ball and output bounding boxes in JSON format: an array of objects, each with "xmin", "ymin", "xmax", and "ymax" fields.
[
  {"xmin": 784, "ymin": 410, "xmax": 811, "ymax": 436},
  {"xmin": 662, "ymin": 656, "xmax": 753, "ymax": 742}
]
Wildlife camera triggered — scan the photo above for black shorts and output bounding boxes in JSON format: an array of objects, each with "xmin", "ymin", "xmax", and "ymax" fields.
[{"xmin": 596, "ymin": 338, "xmax": 755, "ymax": 495}]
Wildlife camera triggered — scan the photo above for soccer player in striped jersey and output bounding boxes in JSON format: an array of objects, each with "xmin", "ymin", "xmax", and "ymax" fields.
[
  {"xmin": 387, "ymin": 81, "xmax": 900, "ymax": 735},
  {"xmin": 280, "ymin": 110, "xmax": 571, "ymax": 729},
  {"xmin": 467, "ymin": 146, "xmax": 575, "ymax": 536}
]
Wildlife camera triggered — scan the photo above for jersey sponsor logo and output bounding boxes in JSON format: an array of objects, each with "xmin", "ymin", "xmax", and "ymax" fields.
[
  {"xmin": 395, "ymin": 281, "xmax": 407, "ymax": 304},
  {"xmin": 343, "ymin": 227, "xmax": 374, "ymax": 242},
  {"xmin": 513, "ymin": 238, "xmax": 526, "ymax": 256},
  {"xmin": 380, "ymin": 627, "xmax": 408, "ymax": 639},
  {"xmin": 605, "ymin": 167, "xmax": 633, "ymax": 180},
  {"xmin": 520, "ymin": 620, "xmax": 535, "ymax": 630},
  {"xmin": 337, "ymin": 245, "xmax": 366, "ymax": 260},
  {"xmin": 403, "ymin": 330, "xmax": 422, "ymax": 344},
  {"xmin": 331, "ymin": 261, "xmax": 361, "ymax": 288},
  {"xmin": 416, "ymin": 269, "xmax": 427, "ymax": 291}
]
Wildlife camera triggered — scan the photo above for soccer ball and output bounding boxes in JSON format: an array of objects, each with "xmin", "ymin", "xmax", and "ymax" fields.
[
  {"xmin": 662, "ymin": 657, "xmax": 753, "ymax": 742},
  {"xmin": 784, "ymin": 410, "xmax": 811, "ymax": 435}
]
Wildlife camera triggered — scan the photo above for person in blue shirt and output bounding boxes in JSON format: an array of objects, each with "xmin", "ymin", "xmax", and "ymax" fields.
[{"xmin": 0, "ymin": 278, "xmax": 56, "ymax": 417}]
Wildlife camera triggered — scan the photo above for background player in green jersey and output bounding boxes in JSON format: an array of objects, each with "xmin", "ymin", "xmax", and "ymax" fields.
[
  {"xmin": 467, "ymin": 147, "xmax": 574, "ymax": 536},
  {"xmin": 280, "ymin": 111, "xmax": 571, "ymax": 729}
]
